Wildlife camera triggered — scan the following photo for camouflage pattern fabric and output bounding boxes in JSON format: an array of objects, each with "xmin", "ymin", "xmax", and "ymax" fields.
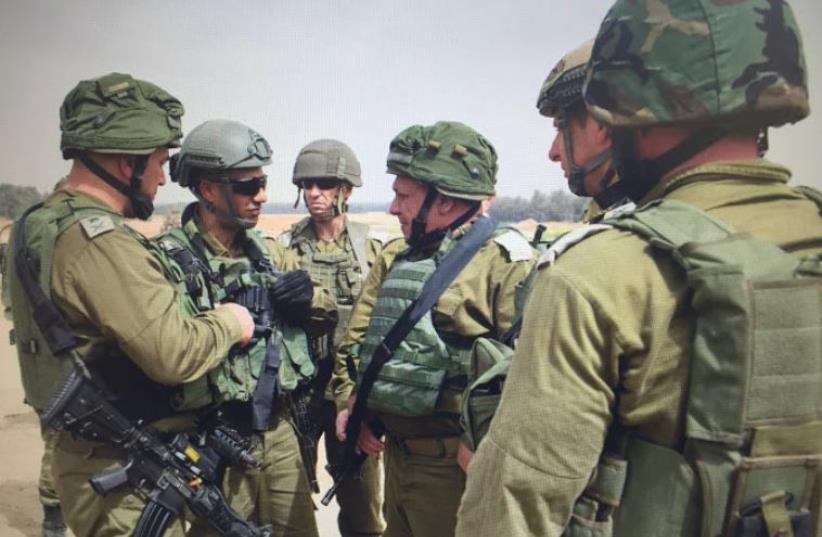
[
  {"xmin": 386, "ymin": 121, "xmax": 497, "ymax": 201},
  {"xmin": 585, "ymin": 0, "xmax": 809, "ymax": 128}
]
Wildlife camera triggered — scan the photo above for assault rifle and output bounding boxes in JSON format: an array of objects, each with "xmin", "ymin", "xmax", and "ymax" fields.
[{"xmin": 42, "ymin": 368, "xmax": 271, "ymax": 537}]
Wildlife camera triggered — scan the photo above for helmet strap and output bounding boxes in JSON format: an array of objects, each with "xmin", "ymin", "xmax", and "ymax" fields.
[
  {"xmin": 333, "ymin": 188, "xmax": 347, "ymax": 216},
  {"xmin": 293, "ymin": 187, "xmax": 302, "ymax": 209},
  {"xmin": 611, "ymin": 128, "xmax": 726, "ymax": 202},
  {"xmin": 196, "ymin": 181, "xmax": 256, "ymax": 230},
  {"xmin": 562, "ymin": 119, "xmax": 612, "ymax": 198},
  {"xmin": 407, "ymin": 186, "xmax": 481, "ymax": 251},
  {"xmin": 78, "ymin": 154, "xmax": 154, "ymax": 219}
]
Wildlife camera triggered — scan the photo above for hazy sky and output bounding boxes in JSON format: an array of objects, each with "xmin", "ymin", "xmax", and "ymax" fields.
[{"xmin": 1, "ymin": 0, "xmax": 821, "ymax": 206}]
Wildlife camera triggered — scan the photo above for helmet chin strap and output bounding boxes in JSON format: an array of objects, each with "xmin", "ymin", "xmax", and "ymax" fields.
[
  {"xmin": 197, "ymin": 183, "xmax": 256, "ymax": 230},
  {"xmin": 562, "ymin": 122, "xmax": 611, "ymax": 198},
  {"xmin": 78, "ymin": 154, "xmax": 154, "ymax": 219},
  {"xmin": 609, "ymin": 128, "xmax": 727, "ymax": 203},
  {"xmin": 407, "ymin": 187, "xmax": 481, "ymax": 251}
]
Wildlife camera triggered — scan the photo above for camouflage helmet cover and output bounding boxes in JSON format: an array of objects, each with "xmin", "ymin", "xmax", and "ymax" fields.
[
  {"xmin": 585, "ymin": 0, "xmax": 809, "ymax": 129},
  {"xmin": 386, "ymin": 121, "xmax": 497, "ymax": 201},
  {"xmin": 171, "ymin": 119, "xmax": 272, "ymax": 188},
  {"xmin": 292, "ymin": 139, "xmax": 362, "ymax": 187},
  {"xmin": 60, "ymin": 72, "xmax": 184, "ymax": 158},
  {"xmin": 537, "ymin": 39, "xmax": 594, "ymax": 118}
]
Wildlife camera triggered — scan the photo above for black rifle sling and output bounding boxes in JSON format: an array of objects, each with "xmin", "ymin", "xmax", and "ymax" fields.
[
  {"xmin": 12, "ymin": 203, "xmax": 78, "ymax": 355},
  {"xmin": 347, "ymin": 216, "xmax": 498, "ymax": 438},
  {"xmin": 243, "ymin": 236, "xmax": 284, "ymax": 432}
]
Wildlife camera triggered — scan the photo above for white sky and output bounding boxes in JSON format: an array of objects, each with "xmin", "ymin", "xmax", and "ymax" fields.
[{"xmin": 1, "ymin": 0, "xmax": 821, "ymax": 206}]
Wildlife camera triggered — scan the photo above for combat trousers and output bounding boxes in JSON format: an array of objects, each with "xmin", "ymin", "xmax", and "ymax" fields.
[
  {"xmin": 191, "ymin": 413, "xmax": 319, "ymax": 537},
  {"xmin": 312, "ymin": 398, "xmax": 384, "ymax": 537},
  {"xmin": 382, "ymin": 434, "xmax": 465, "ymax": 537},
  {"xmin": 52, "ymin": 432, "xmax": 189, "ymax": 537},
  {"xmin": 39, "ymin": 423, "xmax": 61, "ymax": 508}
]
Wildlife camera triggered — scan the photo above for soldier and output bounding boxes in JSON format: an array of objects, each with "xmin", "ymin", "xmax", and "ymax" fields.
[
  {"xmin": 2, "ymin": 221, "xmax": 66, "ymax": 537},
  {"xmin": 457, "ymin": 1, "xmax": 822, "ymax": 535},
  {"xmin": 157, "ymin": 119, "xmax": 337, "ymax": 537},
  {"xmin": 336, "ymin": 121, "xmax": 536, "ymax": 537},
  {"xmin": 537, "ymin": 38, "xmax": 631, "ymax": 223},
  {"xmin": 280, "ymin": 139, "xmax": 385, "ymax": 537},
  {"xmin": 6, "ymin": 73, "xmax": 254, "ymax": 537}
]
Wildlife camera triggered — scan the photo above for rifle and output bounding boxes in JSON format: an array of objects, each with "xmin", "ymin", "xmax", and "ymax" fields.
[
  {"xmin": 321, "ymin": 216, "xmax": 499, "ymax": 505},
  {"xmin": 42, "ymin": 368, "xmax": 271, "ymax": 537},
  {"xmin": 288, "ymin": 383, "xmax": 321, "ymax": 493}
]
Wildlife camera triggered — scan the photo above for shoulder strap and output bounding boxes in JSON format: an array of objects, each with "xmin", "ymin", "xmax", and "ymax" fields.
[
  {"xmin": 796, "ymin": 185, "xmax": 822, "ymax": 212},
  {"xmin": 609, "ymin": 199, "xmax": 733, "ymax": 255},
  {"xmin": 12, "ymin": 203, "xmax": 77, "ymax": 355},
  {"xmin": 347, "ymin": 219, "xmax": 370, "ymax": 275},
  {"xmin": 348, "ymin": 216, "xmax": 498, "ymax": 431}
]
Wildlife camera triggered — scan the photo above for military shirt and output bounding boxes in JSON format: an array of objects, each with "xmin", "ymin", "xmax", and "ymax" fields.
[
  {"xmin": 332, "ymin": 223, "xmax": 536, "ymax": 438},
  {"xmin": 456, "ymin": 160, "xmax": 822, "ymax": 536},
  {"xmin": 47, "ymin": 190, "xmax": 242, "ymax": 386}
]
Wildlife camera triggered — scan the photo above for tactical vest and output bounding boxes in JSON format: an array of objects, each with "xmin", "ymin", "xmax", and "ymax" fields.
[
  {"xmin": 357, "ymin": 230, "xmax": 521, "ymax": 418},
  {"xmin": 7, "ymin": 196, "xmax": 181, "ymax": 417},
  {"xmin": 566, "ymin": 195, "xmax": 822, "ymax": 537},
  {"xmin": 156, "ymin": 216, "xmax": 314, "ymax": 412},
  {"xmin": 282, "ymin": 217, "xmax": 371, "ymax": 359}
]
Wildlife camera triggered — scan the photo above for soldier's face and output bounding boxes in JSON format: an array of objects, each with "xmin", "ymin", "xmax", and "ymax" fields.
[
  {"xmin": 301, "ymin": 179, "xmax": 350, "ymax": 221},
  {"xmin": 390, "ymin": 176, "xmax": 429, "ymax": 239},
  {"xmin": 202, "ymin": 167, "xmax": 268, "ymax": 226},
  {"xmin": 548, "ymin": 111, "xmax": 611, "ymax": 196},
  {"xmin": 139, "ymin": 148, "xmax": 170, "ymax": 201}
]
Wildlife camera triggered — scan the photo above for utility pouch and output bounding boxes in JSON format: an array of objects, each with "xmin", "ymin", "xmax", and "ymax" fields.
[
  {"xmin": 734, "ymin": 491, "xmax": 812, "ymax": 537},
  {"xmin": 460, "ymin": 337, "xmax": 513, "ymax": 450},
  {"xmin": 723, "ymin": 454, "xmax": 822, "ymax": 537}
]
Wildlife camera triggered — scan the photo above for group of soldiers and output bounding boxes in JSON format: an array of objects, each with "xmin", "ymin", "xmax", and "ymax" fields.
[{"xmin": 2, "ymin": 0, "xmax": 821, "ymax": 536}]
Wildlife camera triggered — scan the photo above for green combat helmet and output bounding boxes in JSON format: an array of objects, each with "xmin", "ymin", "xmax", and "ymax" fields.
[
  {"xmin": 170, "ymin": 119, "xmax": 272, "ymax": 229},
  {"xmin": 584, "ymin": 0, "xmax": 809, "ymax": 201},
  {"xmin": 292, "ymin": 139, "xmax": 362, "ymax": 214},
  {"xmin": 386, "ymin": 120, "xmax": 497, "ymax": 248},
  {"xmin": 60, "ymin": 72, "xmax": 184, "ymax": 219},
  {"xmin": 537, "ymin": 39, "xmax": 614, "ymax": 199}
]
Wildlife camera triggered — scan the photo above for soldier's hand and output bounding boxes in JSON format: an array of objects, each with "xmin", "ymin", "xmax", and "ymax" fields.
[
  {"xmin": 335, "ymin": 408, "xmax": 350, "ymax": 441},
  {"xmin": 270, "ymin": 270, "xmax": 313, "ymax": 313},
  {"xmin": 457, "ymin": 442, "xmax": 474, "ymax": 473},
  {"xmin": 357, "ymin": 419, "xmax": 385, "ymax": 455},
  {"xmin": 218, "ymin": 303, "xmax": 254, "ymax": 345}
]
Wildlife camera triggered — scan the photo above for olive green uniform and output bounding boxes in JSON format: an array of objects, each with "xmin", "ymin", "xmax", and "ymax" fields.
[
  {"xmin": 337, "ymin": 225, "xmax": 535, "ymax": 537},
  {"xmin": 168, "ymin": 208, "xmax": 327, "ymax": 537},
  {"xmin": 284, "ymin": 216, "xmax": 384, "ymax": 537},
  {"xmin": 456, "ymin": 162, "xmax": 822, "ymax": 536},
  {"xmin": 31, "ymin": 190, "xmax": 243, "ymax": 537},
  {"xmin": 2, "ymin": 229, "xmax": 63, "ymax": 515}
]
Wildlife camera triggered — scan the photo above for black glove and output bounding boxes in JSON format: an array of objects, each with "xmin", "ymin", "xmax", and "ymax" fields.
[{"xmin": 270, "ymin": 270, "xmax": 314, "ymax": 314}]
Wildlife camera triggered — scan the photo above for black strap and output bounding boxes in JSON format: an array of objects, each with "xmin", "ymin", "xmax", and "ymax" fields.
[
  {"xmin": 348, "ymin": 216, "xmax": 499, "ymax": 432},
  {"xmin": 242, "ymin": 233, "xmax": 283, "ymax": 432},
  {"xmin": 12, "ymin": 203, "xmax": 78, "ymax": 355}
]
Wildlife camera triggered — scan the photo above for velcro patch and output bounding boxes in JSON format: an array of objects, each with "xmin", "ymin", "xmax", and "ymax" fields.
[
  {"xmin": 537, "ymin": 224, "xmax": 611, "ymax": 268},
  {"xmin": 493, "ymin": 230, "xmax": 533, "ymax": 262},
  {"xmin": 79, "ymin": 215, "xmax": 116, "ymax": 239}
]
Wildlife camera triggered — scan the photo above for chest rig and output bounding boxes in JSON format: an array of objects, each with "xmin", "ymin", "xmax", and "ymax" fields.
[
  {"xmin": 9, "ymin": 195, "xmax": 185, "ymax": 422},
  {"xmin": 286, "ymin": 218, "xmax": 370, "ymax": 359},
  {"xmin": 565, "ymin": 192, "xmax": 822, "ymax": 537},
  {"xmin": 156, "ymin": 212, "xmax": 313, "ymax": 414},
  {"xmin": 357, "ymin": 233, "xmax": 485, "ymax": 418}
]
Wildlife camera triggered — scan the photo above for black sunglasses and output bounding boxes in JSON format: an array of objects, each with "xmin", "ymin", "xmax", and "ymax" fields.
[
  {"xmin": 228, "ymin": 175, "xmax": 268, "ymax": 196},
  {"xmin": 300, "ymin": 178, "xmax": 340, "ymax": 190}
]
